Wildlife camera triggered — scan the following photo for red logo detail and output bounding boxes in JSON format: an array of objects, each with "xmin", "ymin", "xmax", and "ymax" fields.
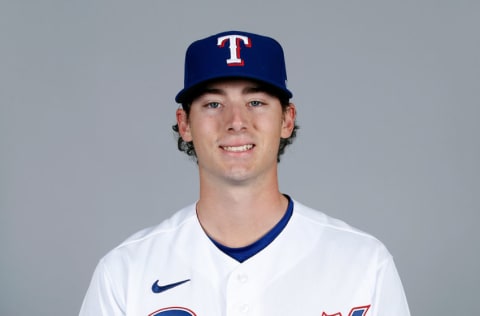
[
  {"xmin": 149, "ymin": 306, "xmax": 197, "ymax": 316},
  {"xmin": 322, "ymin": 304, "xmax": 371, "ymax": 316}
]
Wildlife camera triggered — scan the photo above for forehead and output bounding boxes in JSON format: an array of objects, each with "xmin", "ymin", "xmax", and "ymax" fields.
[
  {"xmin": 192, "ymin": 78, "xmax": 281, "ymax": 100},
  {"xmin": 205, "ymin": 78, "xmax": 263, "ymax": 92}
]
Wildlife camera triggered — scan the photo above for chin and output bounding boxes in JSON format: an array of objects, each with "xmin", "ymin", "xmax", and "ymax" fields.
[{"xmin": 222, "ymin": 168, "xmax": 255, "ymax": 184}]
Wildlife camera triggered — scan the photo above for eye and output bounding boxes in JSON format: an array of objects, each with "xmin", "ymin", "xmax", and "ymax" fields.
[
  {"xmin": 206, "ymin": 101, "xmax": 221, "ymax": 109},
  {"xmin": 249, "ymin": 100, "xmax": 264, "ymax": 107}
]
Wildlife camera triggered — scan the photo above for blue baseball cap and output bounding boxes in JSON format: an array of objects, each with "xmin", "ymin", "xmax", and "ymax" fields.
[{"xmin": 175, "ymin": 30, "xmax": 293, "ymax": 103}]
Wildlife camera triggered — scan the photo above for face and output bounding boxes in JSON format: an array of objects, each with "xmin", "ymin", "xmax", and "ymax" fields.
[{"xmin": 176, "ymin": 79, "xmax": 296, "ymax": 186}]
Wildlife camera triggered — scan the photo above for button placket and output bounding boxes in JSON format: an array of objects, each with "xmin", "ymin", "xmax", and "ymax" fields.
[{"xmin": 226, "ymin": 268, "xmax": 255, "ymax": 316}]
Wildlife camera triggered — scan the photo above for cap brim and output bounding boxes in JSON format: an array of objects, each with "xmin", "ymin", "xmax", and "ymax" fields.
[{"xmin": 175, "ymin": 75, "xmax": 292, "ymax": 104}]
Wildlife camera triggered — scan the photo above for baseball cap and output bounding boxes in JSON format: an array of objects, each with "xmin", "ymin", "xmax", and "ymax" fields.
[{"xmin": 175, "ymin": 30, "xmax": 293, "ymax": 103}]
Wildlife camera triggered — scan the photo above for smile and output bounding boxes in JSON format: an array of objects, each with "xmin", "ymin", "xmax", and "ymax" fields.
[{"xmin": 221, "ymin": 144, "xmax": 254, "ymax": 152}]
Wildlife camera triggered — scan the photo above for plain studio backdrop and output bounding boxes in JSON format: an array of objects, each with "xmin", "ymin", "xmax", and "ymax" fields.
[{"xmin": 1, "ymin": 1, "xmax": 478, "ymax": 315}]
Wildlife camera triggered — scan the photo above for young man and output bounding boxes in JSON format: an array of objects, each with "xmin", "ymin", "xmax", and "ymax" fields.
[{"xmin": 80, "ymin": 31, "xmax": 410, "ymax": 316}]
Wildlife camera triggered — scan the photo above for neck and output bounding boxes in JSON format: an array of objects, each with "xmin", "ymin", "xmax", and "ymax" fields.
[{"xmin": 196, "ymin": 176, "xmax": 288, "ymax": 247}]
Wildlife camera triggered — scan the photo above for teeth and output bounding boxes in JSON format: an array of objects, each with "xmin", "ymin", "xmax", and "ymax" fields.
[{"xmin": 222, "ymin": 144, "xmax": 253, "ymax": 152}]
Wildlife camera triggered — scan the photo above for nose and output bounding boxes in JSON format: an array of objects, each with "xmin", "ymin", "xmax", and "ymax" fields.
[{"xmin": 226, "ymin": 103, "xmax": 249, "ymax": 132}]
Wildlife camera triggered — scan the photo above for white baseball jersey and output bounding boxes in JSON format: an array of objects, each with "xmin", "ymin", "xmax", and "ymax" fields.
[{"xmin": 79, "ymin": 199, "xmax": 410, "ymax": 316}]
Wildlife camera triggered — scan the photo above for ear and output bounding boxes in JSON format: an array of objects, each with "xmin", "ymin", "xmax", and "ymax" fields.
[
  {"xmin": 281, "ymin": 103, "xmax": 296, "ymax": 138},
  {"xmin": 176, "ymin": 108, "xmax": 193, "ymax": 142}
]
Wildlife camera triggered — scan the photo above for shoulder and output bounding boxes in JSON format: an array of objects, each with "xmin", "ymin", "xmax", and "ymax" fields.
[
  {"xmin": 292, "ymin": 200, "xmax": 377, "ymax": 238},
  {"xmin": 291, "ymin": 199, "xmax": 391, "ymax": 260},
  {"xmin": 100, "ymin": 203, "xmax": 198, "ymax": 265},
  {"xmin": 122, "ymin": 203, "xmax": 197, "ymax": 245}
]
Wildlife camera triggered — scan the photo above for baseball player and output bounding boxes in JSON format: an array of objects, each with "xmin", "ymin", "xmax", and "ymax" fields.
[{"xmin": 80, "ymin": 30, "xmax": 411, "ymax": 316}]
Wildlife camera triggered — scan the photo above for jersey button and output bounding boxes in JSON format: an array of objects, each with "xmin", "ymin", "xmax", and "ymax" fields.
[
  {"xmin": 237, "ymin": 273, "xmax": 249, "ymax": 283},
  {"xmin": 238, "ymin": 303, "xmax": 250, "ymax": 314}
]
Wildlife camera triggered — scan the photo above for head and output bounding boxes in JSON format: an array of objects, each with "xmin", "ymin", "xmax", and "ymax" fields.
[{"xmin": 172, "ymin": 30, "xmax": 299, "ymax": 162}]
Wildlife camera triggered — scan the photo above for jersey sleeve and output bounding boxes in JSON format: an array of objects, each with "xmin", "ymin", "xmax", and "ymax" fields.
[
  {"xmin": 372, "ymin": 256, "xmax": 411, "ymax": 316},
  {"xmin": 79, "ymin": 258, "xmax": 125, "ymax": 316}
]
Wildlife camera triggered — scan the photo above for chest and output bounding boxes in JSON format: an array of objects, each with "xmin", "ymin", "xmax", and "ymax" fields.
[{"xmin": 127, "ymin": 253, "xmax": 376, "ymax": 316}]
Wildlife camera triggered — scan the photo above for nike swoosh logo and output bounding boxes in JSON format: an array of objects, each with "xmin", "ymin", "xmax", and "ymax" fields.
[{"xmin": 151, "ymin": 279, "xmax": 190, "ymax": 294}]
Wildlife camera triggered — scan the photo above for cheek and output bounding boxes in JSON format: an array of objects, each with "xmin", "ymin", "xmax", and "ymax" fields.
[
  {"xmin": 188, "ymin": 117, "xmax": 217, "ymax": 144},
  {"xmin": 259, "ymin": 115, "xmax": 284, "ymax": 136}
]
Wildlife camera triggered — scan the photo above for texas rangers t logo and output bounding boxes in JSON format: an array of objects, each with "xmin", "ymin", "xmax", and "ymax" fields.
[{"xmin": 217, "ymin": 34, "xmax": 251, "ymax": 66}]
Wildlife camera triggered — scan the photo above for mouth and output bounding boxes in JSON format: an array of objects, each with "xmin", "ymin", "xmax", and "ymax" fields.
[{"xmin": 220, "ymin": 144, "xmax": 255, "ymax": 152}]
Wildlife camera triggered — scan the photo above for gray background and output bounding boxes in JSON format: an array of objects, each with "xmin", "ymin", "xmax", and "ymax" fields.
[{"xmin": 1, "ymin": 0, "xmax": 478, "ymax": 315}]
